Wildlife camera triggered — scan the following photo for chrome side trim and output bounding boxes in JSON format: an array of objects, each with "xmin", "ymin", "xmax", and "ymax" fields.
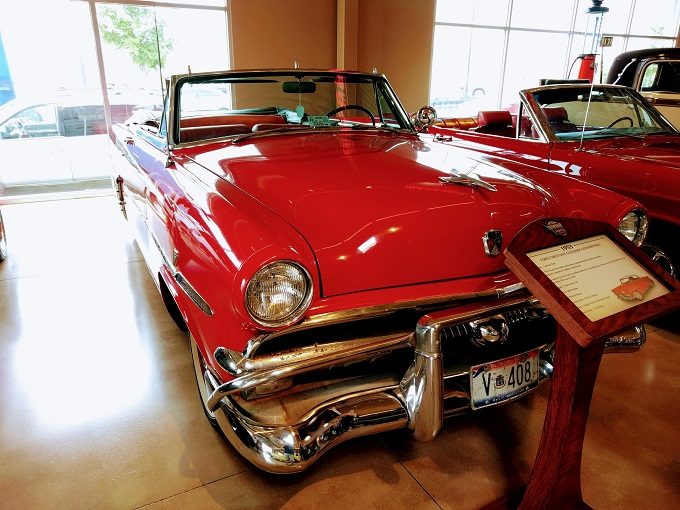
[
  {"xmin": 150, "ymin": 231, "xmax": 213, "ymax": 316},
  {"xmin": 175, "ymin": 273, "xmax": 213, "ymax": 316}
]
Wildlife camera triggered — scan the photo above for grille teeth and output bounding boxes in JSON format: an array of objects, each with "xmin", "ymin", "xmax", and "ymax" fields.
[
  {"xmin": 440, "ymin": 323, "xmax": 473, "ymax": 344},
  {"xmin": 440, "ymin": 306, "xmax": 547, "ymax": 346}
]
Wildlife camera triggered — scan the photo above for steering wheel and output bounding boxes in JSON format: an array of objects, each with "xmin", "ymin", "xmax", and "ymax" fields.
[
  {"xmin": 604, "ymin": 116, "xmax": 634, "ymax": 129},
  {"xmin": 326, "ymin": 104, "xmax": 376, "ymax": 126}
]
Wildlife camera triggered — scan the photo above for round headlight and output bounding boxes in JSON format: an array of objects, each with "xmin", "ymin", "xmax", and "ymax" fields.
[
  {"xmin": 245, "ymin": 261, "xmax": 312, "ymax": 327},
  {"xmin": 618, "ymin": 209, "xmax": 648, "ymax": 246}
]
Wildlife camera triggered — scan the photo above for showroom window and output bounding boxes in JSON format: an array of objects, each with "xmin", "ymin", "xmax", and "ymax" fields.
[
  {"xmin": 0, "ymin": 0, "xmax": 228, "ymax": 195},
  {"xmin": 431, "ymin": 0, "xmax": 680, "ymax": 116}
]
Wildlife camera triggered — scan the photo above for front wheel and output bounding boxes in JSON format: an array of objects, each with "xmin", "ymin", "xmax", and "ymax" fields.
[{"xmin": 190, "ymin": 333, "xmax": 219, "ymax": 427}]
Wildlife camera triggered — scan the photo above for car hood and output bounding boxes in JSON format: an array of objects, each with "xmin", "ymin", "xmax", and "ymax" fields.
[{"xmin": 193, "ymin": 132, "xmax": 557, "ymax": 297}]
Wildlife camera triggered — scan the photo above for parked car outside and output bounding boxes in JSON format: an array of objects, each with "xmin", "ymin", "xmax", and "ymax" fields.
[
  {"xmin": 606, "ymin": 47, "xmax": 680, "ymax": 129},
  {"xmin": 112, "ymin": 69, "xmax": 647, "ymax": 473},
  {"xmin": 430, "ymin": 83, "xmax": 680, "ymax": 277},
  {"xmin": 0, "ymin": 92, "xmax": 161, "ymax": 187}
]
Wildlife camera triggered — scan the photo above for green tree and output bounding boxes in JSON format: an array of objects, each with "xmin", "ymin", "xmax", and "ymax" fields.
[{"xmin": 99, "ymin": 6, "xmax": 173, "ymax": 71}]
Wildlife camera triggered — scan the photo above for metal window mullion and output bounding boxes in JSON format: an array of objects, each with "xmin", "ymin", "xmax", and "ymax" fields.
[
  {"xmin": 88, "ymin": 0, "xmax": 113, "ymax": 139},
  {"xmin": 622, "ymin": 0, "xmax": 636, "ymax": 53},
  {"xmin": 496, "ymin": 0, "xmax": 514, "ymax": 109},
  {"xmin": 435, "ymin": 21, "xmax": 576, "ymax": 36},
  {"xmin": 225, "ymin": 0, "xmax": 233, "ymax": 70},
  {"xmin": 563, "ymin": 0, "xmax": 580, "ymax": 80}
]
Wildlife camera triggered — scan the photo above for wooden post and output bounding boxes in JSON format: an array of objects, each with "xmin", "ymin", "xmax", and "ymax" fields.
[{"xmin": 518, "ymin": 328, "xmax": 604, "ymax": 509}]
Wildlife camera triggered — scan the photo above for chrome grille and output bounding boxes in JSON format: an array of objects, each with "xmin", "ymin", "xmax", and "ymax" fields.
[{"xmin": 439, "ymin": 304, "xmax": 555, "ymax": 363}]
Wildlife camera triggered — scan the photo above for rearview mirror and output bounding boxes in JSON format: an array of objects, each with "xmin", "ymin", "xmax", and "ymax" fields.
[{"xmin": 282, "ymin": 81, "xmax": 316, "ymax": 94}]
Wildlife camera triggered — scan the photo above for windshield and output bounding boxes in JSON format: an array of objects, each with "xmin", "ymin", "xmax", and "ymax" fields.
[
  {"xmin": 530, "ymin": 86, "xmax": 674, "ymax": 141},
  {"xmin": 173, "ymin": 72, "xmax": 412, "ymax": 145}
]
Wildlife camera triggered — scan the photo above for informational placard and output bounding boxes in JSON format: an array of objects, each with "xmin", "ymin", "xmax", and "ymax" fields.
[{"xmin": 527, "ymin": 234, "xmax": 669, "ymax": 321}]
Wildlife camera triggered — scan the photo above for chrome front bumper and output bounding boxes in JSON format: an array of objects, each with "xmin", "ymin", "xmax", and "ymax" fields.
[{"xmin": 204, "ymin": 297, "xmax": 645, "ymax": 473}]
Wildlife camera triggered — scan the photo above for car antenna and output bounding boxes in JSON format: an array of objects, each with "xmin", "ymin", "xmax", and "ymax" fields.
[
  {"xmin": 153, "ymin": 11, "xmax": 166, "ymax": 99},
  {"xmin": 579, "ymin": 80, "xmax": 597, "ymax": 151}
]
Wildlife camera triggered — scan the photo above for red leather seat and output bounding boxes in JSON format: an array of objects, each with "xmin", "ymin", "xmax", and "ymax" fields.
[
  {"xmin": 542, "ymin": 107, "xmax": 578, "ymax": 133},
  {"xmin": 179, "ymin": 124, "xmax": 250, "ymax": 143},
  {"xmin": 180, "ymin": 114, "xmax": 285, "ymax": 129},
  {"xmin": 472, "ymin": 110, "xmax": 515, "ymax": 137}
]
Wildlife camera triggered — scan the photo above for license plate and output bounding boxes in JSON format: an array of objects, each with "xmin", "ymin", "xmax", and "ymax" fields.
[{"xmin": 470, "ymin": 349, "xmax": 540, "ymax": 410}]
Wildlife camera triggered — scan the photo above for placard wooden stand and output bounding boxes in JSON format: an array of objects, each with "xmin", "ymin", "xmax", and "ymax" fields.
[{"xmin": 486, "ymin": 217, "xmax": 680, "ymax": 509}]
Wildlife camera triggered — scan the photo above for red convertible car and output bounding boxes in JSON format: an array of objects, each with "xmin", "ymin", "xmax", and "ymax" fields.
[
  {"xmin": 112, "ymin": 70, "xmax": 646, "ymax": 473},
  {"xmin": 431, "ymin": 83, "xmax": 679, "ymax": 277},
  {"xmin": 612, "ymin": 275, "xmax": 655, "ymax": 301}
]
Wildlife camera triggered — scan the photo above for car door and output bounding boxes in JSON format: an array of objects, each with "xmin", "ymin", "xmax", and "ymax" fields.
[
  {"xmin": 637, "ymin": 60, "xmax": 680, "ymax": 130},
  {"xmin": 0, "ymin": 103, "xmax": 72, "ymax": 186},
  {"xmin": 132, "ymin": 125, "xmax": 177, "ymax": 279}
]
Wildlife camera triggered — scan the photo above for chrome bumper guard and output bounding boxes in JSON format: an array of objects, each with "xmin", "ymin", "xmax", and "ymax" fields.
[{"xmin": 205, "ymin": 298, "xmax": 646, "ymax": 473}]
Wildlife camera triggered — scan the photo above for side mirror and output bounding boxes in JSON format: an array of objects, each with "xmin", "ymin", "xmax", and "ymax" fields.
[{"xmin": 410, "ymin": 106, "xmax": 437, "ymax": 131}]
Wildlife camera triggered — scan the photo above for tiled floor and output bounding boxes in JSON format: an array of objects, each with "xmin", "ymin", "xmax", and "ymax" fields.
[{"xmin": 0, "ymin": 196, "xmax": 678, "ymax": 509}]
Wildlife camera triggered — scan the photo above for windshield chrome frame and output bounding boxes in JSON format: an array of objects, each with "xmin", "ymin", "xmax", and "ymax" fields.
[
  {"xmin": 519, "ymin": 83, "xmax": 678, "ymax": 145},
  {"xmin": 167, "ymin": 69, "xmax": 415, "ymax": 150}
]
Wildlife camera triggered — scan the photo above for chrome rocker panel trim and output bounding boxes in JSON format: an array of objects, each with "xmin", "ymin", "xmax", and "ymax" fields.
[{"xmin": 204, "ymin": 298, "xmax": 646, "ymax": 474}]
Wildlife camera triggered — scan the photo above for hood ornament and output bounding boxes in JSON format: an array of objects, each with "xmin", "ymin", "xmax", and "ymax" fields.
[
  {"xmin": 482, "ymin": 229, "xmax": 503, "ymax": 256},
  {"xmin": 439, "ymin": 174, "xmax": 497, "ymax": 192},
  {"xmin": 543, "ymin": 219, "xmax": 568, "ymax": 237}
]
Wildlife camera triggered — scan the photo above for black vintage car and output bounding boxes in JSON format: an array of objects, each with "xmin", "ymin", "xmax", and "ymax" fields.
[{"xmin": 606, "ymin": 47, "xmax": 680, "ymax": 128}]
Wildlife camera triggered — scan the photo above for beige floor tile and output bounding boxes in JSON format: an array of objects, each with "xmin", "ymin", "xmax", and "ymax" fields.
[
  {"xmin": 143, "ymin": 437, "xmax": 439, "ymax": 510},
  {"xmin": 582, "ymin": 328, "xmax": 680, "ymax": 509},
  {"xmin": 380, "ymin": 391, "xmax": 547, "ymax": 509}
]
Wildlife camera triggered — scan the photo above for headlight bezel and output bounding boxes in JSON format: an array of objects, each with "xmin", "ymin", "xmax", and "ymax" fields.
[
  {"xmin": 244, "ymin": 260, "xmax": 313, "ymax": 328},
  {"xmin": 618, "ymin": 208, "xmax": 648, "ymax": 246}
]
